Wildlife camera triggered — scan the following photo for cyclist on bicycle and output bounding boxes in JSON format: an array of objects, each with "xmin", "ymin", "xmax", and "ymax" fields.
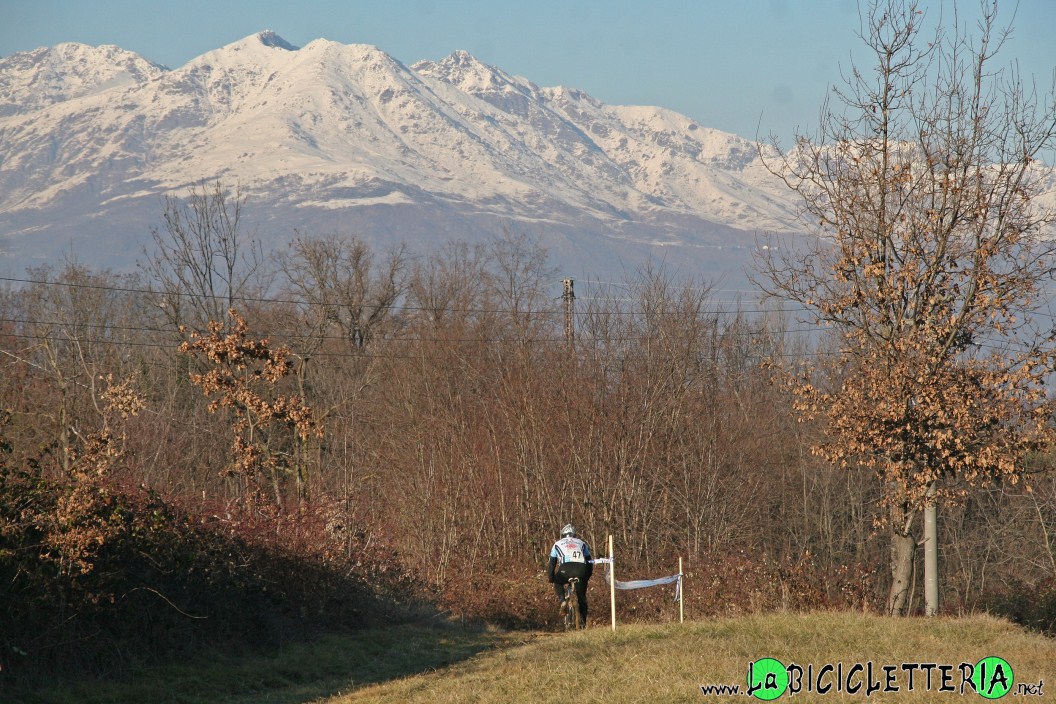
[{"xmin": 547, "ymin": 524, "xmax": 593, "ymax": 624}]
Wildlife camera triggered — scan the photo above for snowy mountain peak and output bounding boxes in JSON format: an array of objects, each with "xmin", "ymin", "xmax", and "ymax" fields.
[
  {"xmin": 447, "ymin": 49, "xmax": 475, "ymax": 64},
  {"xmin": 183, "ymin": 30, "xmax": 299, "ymax": 71},
  {"xmin": 433, "ymin": 49, "xmax": 503, "ymax": 76},
  {"xmin": 256, "ymin": 30, "xmax": 299, "ymax": 52},
  {"xmin": 0, "ymin": 42, "xmax": 165, "ymax": 116},
  {"xmin": 414, "ymin": 50, "xmax": 537, "ymax": 108},
  {"xmin": 0, "ymin": 33, "xmax": 814, "ymax": 282}
]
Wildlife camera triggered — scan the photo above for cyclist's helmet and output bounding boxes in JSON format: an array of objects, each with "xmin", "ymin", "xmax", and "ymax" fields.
[{"xmin": 561, "ymin": 524, "xmax": 576, "ymax": 538}]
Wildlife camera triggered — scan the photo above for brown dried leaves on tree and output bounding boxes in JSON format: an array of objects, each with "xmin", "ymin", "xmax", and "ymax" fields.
[
  {"xmin": 178, "ymin": 309, "xmax": 321, "ymax": 503},
  {"xmin": 757, "ymin": 0, "xmax": 1056, "ymax": 518},
  {"xmin": 45, "ymin": 374, "xmax": 146, "ymax": 577}
]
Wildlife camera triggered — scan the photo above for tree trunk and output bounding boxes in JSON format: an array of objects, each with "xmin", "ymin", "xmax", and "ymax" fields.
[
  {"xmin": 923, "ymin": 481, "xmax": 939, "ymax": 616},
  {"xmin": 887, "ymin": 504, "xmax": 916, "ymax": 616}
]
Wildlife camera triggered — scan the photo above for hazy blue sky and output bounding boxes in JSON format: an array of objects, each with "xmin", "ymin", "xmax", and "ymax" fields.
[{"xmin": 2, "ymin": 0, "xmax": 1055, "ymax": 144}]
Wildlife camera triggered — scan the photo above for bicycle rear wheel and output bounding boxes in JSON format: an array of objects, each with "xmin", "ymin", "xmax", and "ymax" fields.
[
  {"xmin": 564, "ymin": 579, "xmax": 583, "ymax": 630},
  {"xmin": 561, "ymin": 581, "xmax": 576, "ymax": 631},
  {"xmin": 570, "ymin": 591, "xmax": 583, "ymax": 630}
]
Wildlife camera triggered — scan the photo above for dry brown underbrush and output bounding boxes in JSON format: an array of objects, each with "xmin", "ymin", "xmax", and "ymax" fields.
[{"xmin": 0, "ymin": 467, "xmax": 426, "ymax": 688}]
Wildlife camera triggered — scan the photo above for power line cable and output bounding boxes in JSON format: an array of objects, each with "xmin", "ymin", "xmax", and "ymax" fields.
[
  {"xmin": 0, "ymin": 315, "xmax": 824, "ymax": 344},
  {"xmin": 0, "ymin": 275, "xmax": 810, "ymax": 317}
]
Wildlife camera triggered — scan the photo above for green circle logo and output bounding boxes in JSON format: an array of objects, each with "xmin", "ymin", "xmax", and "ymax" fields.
[
  {"xmin": 972, "ymin": 656, "xmax": 1013, "ymax": 699},
  {"xmin": 747, "ymin": 657, "xmax": 788, "ymax": 701}
]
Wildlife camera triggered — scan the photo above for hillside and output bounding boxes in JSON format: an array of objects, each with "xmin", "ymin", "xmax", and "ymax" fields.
[
  {"xmin": 23, "ymin": 613, "xmax": 1056, "ymax": 703},
  {"xmin": 338, "ymin": 613, "xmax": 1054, "ymax": 703}
]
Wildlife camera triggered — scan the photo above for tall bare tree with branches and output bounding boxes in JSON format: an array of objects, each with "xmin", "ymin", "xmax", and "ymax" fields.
[
  {"xmin": 756, "ymin": 0, "xmax": 1056, "ymax": 615},
  {"xmin": 141, "ymin": 181, "xmax": 270, "ymax": 333}
]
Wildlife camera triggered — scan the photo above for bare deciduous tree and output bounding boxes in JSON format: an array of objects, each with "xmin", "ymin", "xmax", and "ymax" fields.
[
  {"xmin": 16, "ymin": 263, "xmax": 145, "ymax": 475},
  {"xmin": 275, "ymin": 233, "xmax": 408, "ymax": 352},
  {"xmin": 273, "ymin": 233, "xmax": 409, "ymax": 500},
  {"xmin": 141, "ymin": 181, "xmax": 270, "ymax": 333}
]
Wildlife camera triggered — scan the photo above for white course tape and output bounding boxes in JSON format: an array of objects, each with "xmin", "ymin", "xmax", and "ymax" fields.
[
  {"xmin": 615, "ymin": 574, "xmax": 680, "ymax": 590},
  {"xmin": 594, "ymin": 557, "xmax": 682, "ymax": 601}
]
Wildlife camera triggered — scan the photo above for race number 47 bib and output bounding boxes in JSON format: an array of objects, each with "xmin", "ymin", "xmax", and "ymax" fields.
[{"xmin": 559, "ymin": 538, "xmax": 587, "ymax": 563}]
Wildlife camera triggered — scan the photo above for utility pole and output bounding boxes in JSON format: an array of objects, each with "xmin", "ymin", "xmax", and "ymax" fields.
[{"xmin": 562, "ymin": 278, "xmax": 575, "ymax": 350}]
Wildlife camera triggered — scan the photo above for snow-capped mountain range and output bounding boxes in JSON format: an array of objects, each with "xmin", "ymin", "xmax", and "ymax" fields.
[{"xmin": 0, "ymin": 30, "xmax": 805, "ymax": 282}]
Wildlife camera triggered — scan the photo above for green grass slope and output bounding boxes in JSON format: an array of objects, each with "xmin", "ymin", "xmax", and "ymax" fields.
[
  {"xmin": 336, "ymin": 613, "xmax": 1054, "ymax": 704},
  {"xmin": 17, "ymin": 612, "xmax": 1054, "ymax": 704}
]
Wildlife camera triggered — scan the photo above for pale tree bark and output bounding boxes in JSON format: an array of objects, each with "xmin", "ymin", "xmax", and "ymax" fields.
[
  {"xmin": 924, "ymin": 481, "xmax": 939, "ymax": 616},
  {"xmin": 888, "ymin": 502, "xmax": 916, "ymax": 616}
]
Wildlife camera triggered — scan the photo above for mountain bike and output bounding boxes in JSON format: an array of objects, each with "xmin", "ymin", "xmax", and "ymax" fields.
[{"xmin": 562, "ymin": 577, "xmax": 583, "ymax": 630}]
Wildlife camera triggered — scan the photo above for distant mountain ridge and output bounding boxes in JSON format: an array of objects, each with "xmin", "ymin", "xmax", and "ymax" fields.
[
  {"xmin": 0, "ymin": 31, "xmax": 804, "ymax": 281},
  {"xmin": 0, "ymin": 41, "xmax": 167, "ymax": 117}
]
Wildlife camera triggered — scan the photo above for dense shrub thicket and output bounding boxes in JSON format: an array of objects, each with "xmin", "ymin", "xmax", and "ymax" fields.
[{"xmin": 0, "ymin": 458, "xmax": 420, "ymax": 685}]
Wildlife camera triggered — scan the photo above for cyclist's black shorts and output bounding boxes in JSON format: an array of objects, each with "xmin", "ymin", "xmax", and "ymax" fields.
[
  {"xmin": 553, "ymin": 562, "xmax": 590, "ymax": 619},
  {"xmin": 555, "ymin": 561, "xmax": 589, "ymax": 584}
]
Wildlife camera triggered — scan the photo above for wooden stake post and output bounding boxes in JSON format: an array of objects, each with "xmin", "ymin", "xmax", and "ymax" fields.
[
  {"xmin": 609, "ymin": 534, "xmax": 616, "ymax": 632},
  {"xmin": 679, "ymin": 556, "xmax": 684, "ymax": 624}
]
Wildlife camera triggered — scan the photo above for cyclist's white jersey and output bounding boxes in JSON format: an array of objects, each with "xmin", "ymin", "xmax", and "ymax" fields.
[{"xmin": 550, "ymin": 537, "xmax": 591, "ymax": 564}]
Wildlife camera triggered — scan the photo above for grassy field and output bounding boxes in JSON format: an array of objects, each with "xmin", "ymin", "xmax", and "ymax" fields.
[
  {"xmin": 336, "ymin": 613, "xmax": 1054, "ymax": 704},
  {"xmin": 16, "ymin": 612, "xmax": 1055, "ymax": 703}
]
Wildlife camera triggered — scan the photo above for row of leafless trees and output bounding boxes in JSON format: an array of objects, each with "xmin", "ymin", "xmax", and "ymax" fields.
[{"xmin": 1, "ymin": 186, "xmax": 1054, "ymax": 620}]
